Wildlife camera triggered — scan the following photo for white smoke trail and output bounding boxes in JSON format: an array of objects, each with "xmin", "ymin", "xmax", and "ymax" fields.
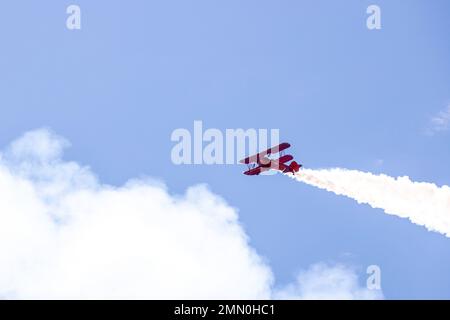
[{"xmin": 288, "ymin": 168, "xmax": 450, "ymax": 237}]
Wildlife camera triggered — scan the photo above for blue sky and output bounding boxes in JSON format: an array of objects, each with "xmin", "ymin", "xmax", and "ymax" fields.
[{"xmin": 0, "ymin": 0, "xmax": 449, "ymax": 298}]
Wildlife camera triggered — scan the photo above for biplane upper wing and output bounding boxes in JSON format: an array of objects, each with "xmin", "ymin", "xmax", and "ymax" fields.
[
  {"xmin": 239, "ymin": 142, "xmax": 291, "ymax": 164},
  {"xmin": 267, "ymin": 142, "xmax": 291, "ymax": 155}
]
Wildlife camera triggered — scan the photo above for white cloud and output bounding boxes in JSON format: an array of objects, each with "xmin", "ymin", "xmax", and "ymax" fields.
[
  {"xmin": 5, "ymin": 128, "xmax": 70, "ymax": 163},
  {"xmin": 0, "ymin": 129, "xmax": 273, "ymax": 299},
  {"xmin": 0, "ymin": 129, "xmax": 383, "ymax": 299},
  {"xmin": 430, "ymin": 105, "xmax": 450, "ymax": 133},
  {"xmin": 274, "ymin": 263, "xmax": 383, "ymax": 300}
]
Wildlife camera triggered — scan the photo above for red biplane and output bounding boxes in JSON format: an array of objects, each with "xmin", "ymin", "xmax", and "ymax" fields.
[{"xmin": 239, "ymin": 142, "xmax": 302, "ymax": 176}]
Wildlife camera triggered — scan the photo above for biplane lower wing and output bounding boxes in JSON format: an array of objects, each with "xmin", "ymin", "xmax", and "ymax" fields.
[
  {"xmin": 243, "ymin": 166, "xmax": 271, "ymax": 176},
  {"xmin": 243, "ymin": 155, "xmax": 293, "ymax": 175}
]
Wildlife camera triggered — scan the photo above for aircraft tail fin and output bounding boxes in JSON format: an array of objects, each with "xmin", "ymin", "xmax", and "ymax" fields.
[{"xmin": 289, "ymin": 161, "xmax": 301, "ymax": 172}]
